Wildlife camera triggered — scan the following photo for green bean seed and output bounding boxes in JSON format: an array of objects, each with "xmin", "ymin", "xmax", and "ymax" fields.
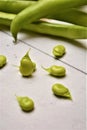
[
  {"xmin": 16, "ymin": 96, "xmax": 34, "ymax": 112},
  {"xmin": 52, "ymin": 83, "xmax": 72, "ymax": 99},
  {"xmin": 20, "ymin": 58, "xmax": 34, "ymax": 76},
  {"xmin": 42, "ymin": 65, "xmax": 66, "ymax": 77},
  {"xmin": 0, "ymin": 55, "xmax": 7, "ymax": 68},
  {"xmin": 19, "ymin": 50, "xmax": 36, "ymax": 76},
  {"xmin": 52, "ymin": 45, "xmax": 66, "ymax": 57}
]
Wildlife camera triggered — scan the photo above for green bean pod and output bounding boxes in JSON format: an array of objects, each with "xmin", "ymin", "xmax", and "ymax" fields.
[
  {"xmin": 10, "ymin": 0, "xmax": 87, "ymax": 41},
  {"xmin": 26, "ymin": 22, "xmax": 87, "ymax": 39},
  {"xmin": 47, "ymin": 9, "xmax": 87, "ymax": 27},
  {"xmin": 0, "ymin": 0, "xmax": 35, "ymax": 14},
  {"xmin": 0, "ymin": 1, "xmax": 87, "ymax": 27},
  {"xmin": 0, "ymin": 12, "xmax": 87, "ymax": 39}
]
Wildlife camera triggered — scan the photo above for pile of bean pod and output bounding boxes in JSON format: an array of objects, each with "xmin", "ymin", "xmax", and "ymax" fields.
[{"xmin": 0, "ymin": 0, "xmax": 87, "ymax": 42}]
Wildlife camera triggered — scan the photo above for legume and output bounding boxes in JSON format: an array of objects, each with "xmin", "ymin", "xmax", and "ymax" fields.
[
  {"xmin": 16, "ymin": 96, "xmax": 34, "ymax": 112},
  {"xmin": 52, "ymin": 45, "xmax": 66, "ymax": 57},
  {"xmin": 0, "ymin": 55, "xmax": 7, "ymax": 68},
  {"xmin": 52, "ymin": 83, "xmax": 72, "ymax": 99},
  {"xmin": 42, "ymin": 65, "xmax": 66, "ymax": 77}
]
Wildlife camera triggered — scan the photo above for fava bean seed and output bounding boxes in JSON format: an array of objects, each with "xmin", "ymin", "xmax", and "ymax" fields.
[
  {"xmin": 0, "ymin": 55, "xmax": 7, "ymax": 68},
  {"xmin": 42, "ymin": 65, "xmax": 66, "ymax": 77},
  {"xmin": 16, "ymin": 96, "xmax": 34, "ymax": 112},
  {"xmin": 52, "ymin": 83, "xmax": 72, "ymax": 99},
  {"xmin": 19, "ymin": 50, "xmax": 36, "ymax": 76},
  {"xmin": 52, "ymin": 45, "xmax": 66, "ymax": 57},
  {"xmin": 32, "ymin": 62, "xmax": 36, "ymax": 72}
]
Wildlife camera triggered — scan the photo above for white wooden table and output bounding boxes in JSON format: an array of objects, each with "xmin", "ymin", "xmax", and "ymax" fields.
[{"xmin": 0, "ymin": 28, "xmax": 87, "ymax": 130}]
